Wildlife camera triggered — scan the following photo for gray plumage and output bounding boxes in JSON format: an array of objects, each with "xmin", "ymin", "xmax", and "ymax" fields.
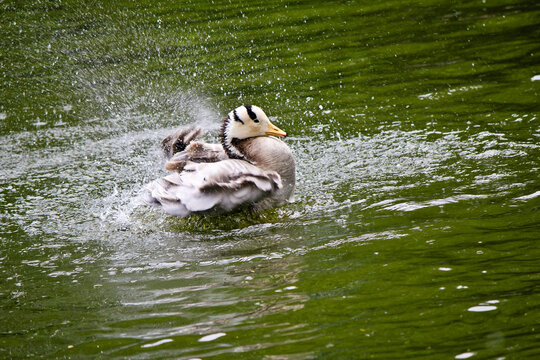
[{"xmin": 143, "ymin": 105, "xmax": 295, "ymax": 217}]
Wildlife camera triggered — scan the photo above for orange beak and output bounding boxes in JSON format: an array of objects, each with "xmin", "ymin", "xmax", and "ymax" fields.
[{"xmin": 265, "ymin": 121, "xmax": 287, "ymax": 137}]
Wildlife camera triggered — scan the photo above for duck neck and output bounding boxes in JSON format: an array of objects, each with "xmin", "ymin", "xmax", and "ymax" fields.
[{"xmin": 219, "ymin": 116, "xmax": 249, "ymax": 161}]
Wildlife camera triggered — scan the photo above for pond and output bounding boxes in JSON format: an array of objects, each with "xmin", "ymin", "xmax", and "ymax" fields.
[{"xmin": 1, "ymin": 0, "xmax": 539, "ymax": 358}]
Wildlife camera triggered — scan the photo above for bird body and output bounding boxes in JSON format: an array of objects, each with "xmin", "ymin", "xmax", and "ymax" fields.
[{"xmin": 143, "ymin": 105, "xmax": 295, "ymax": 217}]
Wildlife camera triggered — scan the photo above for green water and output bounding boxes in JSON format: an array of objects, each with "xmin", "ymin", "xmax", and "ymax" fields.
[{"xmin": 1, "ymin": 0, "xmax": 539, "ymax": 358}]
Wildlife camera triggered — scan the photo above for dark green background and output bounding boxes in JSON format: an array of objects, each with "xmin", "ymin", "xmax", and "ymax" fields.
[{"xmin": 1, "ymin": 0, "xmax": 539, "ymax": 358}]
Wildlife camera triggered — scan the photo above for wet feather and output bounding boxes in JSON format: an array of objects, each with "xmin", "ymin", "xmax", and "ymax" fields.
[{"xmin": 143, "ymin": 105, "xmax": 295, "ymax": 217}]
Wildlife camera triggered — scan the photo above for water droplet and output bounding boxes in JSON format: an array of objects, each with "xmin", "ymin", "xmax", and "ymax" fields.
[
  {"xmin": 198, "ymin": 332, "xmax": 226, "ymax": 342},
  {"xmin": 468, "ymin": 305, "xmax": 497, "ymax": 312},
  {"xmin": 141, "ymin": 339, "xmax": 173, "ymax": 348},
  {"xmin": 455, "ymin": 352, "xmax": 476, "ymax": 359}
]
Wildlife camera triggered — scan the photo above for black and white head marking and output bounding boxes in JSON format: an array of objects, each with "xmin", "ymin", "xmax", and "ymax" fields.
[
  {"xmin": 245, "ymin": 105, "xmax": 259, "ymax": 123},
  {"xmin": 219, "ymin": 105, "xmax": 270, "ymax": 161},
  {"xmin": 232, "ymin": 109, "xmax": 244, "ymax": 124}
]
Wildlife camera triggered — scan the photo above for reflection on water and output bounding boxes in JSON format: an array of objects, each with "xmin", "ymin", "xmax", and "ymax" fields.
[{"xmin": 1, "ymin": 0, "xmax": 539, "ymax": 358}]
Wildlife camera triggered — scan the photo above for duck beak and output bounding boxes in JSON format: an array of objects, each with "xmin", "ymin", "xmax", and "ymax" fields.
[{"xmin": 266, "ymin": 121, "xmax": 287, "ymax": 137}]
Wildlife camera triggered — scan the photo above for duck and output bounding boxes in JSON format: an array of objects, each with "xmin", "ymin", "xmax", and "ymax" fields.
[{"xmin": 143, "ymin": 105, "xmax": 295, "ymax": 217}]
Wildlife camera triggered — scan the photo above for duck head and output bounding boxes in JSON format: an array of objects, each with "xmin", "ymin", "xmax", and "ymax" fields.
[{"xmin": 220, "ymin": 105, "xmax": 286, "ymax": 160}]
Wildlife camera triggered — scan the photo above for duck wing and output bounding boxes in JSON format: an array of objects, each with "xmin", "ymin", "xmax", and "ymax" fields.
[
  {"xmin": 165, "ymin": 141, "xmax": 228, "ymax": 172},
  {"xmin": 144, "ymin": 159, "xmax": 282, "ymax": 217},
  {"xmin": 161, "ymin": 125, "xmax": 203, "ymax": 159}
]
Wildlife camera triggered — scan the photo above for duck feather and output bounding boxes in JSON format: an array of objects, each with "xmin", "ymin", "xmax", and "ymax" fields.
[
  {"xmin": 145, "ymin": 159, "xmax": 282, "ymax": 216},
  {"xmin": 143, "ymin": 105, "xmax": 295, "ymax": 217}
]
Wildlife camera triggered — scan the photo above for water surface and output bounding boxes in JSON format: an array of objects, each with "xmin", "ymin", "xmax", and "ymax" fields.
[{"xmin": 1, "ymin": 0, "xmax": 539, "ymax": 358}]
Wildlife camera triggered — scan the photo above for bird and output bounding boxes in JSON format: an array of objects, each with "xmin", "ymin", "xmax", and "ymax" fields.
[{"xmin": 143, "ymin": 105, "xmax": 295, "ymax": 217}]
